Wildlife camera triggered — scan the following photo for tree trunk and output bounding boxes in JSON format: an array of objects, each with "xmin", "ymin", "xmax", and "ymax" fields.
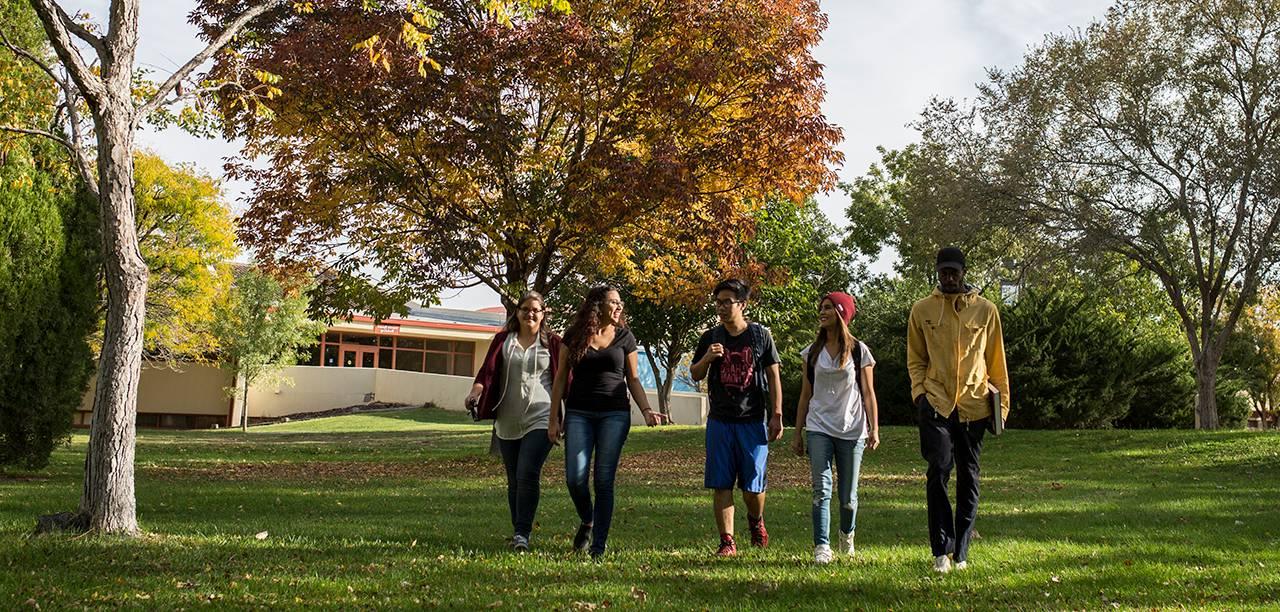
[
  {"xmin": 241, "ymin": 376, "xmax": 250, "ymax": 432},
  {"xmin": 659, "ymin": 365, "xmax": 676, "ymax": 418},
  {"xmin": 642, "ymin": 348, "xmax": 670, "ymax": 416},
  {"xmin": 1193, "ymin": 347, "xmax": 1222, "ymax": 430},
  {"xmin": 78, "ymin": 103, "xmax": 146, "ymax": 535}
]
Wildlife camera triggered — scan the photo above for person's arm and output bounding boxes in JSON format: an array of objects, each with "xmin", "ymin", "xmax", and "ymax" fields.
[
  {"xmin": 689, "ymin": 333, "xmax": 719, "ymax": 382},
  {"xmin": 986, "ymin": 307, "xmax": 1011, "ymax": 421},
  {"xmin": 625, "ymin": 351, "xmax": 670, "ymax": 426},
  {"xmin": 906, "ymin": 304, "xmax": 929, "ymax": 407},
  {"xmin": 793, "ymin": 363, "xmax": 812, "ymax": 456},
  {"xmin": 547, "ymin": 350, "xmax": 570, "ymax": 442},
  {"xmin": 467, "ymin": 333, "xmax": 503, "ymax": 409},
  {"xmin": 862, "ymin": 364, "xmax": 880, "ymax": 450},
  {"xmin": 766, "ymin": 363, "xmax": 783, "ymax": 442}
]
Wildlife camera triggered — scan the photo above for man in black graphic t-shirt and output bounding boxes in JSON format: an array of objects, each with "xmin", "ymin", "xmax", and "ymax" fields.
[{"xmin": 691, "ymin": 279, "xmax": 782, "ymax": 557}]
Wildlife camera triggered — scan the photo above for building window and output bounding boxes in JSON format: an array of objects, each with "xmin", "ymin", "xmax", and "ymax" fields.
[
  {"xmin": 317, "ymin": 330, "xmax": 475, "ymax": 375},
  {"xmin": 394, "ymin": 350, "xmax": 424, "ymax": 372}
]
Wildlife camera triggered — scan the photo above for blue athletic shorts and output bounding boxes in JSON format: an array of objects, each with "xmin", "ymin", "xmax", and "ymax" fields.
[{"xmin": 704, "ymin": 417, "xmax": 769, "ymax": 492}]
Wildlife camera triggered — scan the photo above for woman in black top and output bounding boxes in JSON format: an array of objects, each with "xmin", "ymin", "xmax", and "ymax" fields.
[{"xmin": 548, "ymin": 285, "xmax": 669, "ymax": 559}]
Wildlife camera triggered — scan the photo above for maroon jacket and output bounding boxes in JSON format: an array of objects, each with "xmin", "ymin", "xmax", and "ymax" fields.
[{"xmin": 471, "ymin": 330, "xmax": 563, "ymax": 420}]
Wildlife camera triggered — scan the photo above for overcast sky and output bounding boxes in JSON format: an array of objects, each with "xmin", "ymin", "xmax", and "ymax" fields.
[{"xmin": 72, "ymin": 0, "xmax": 1113, "ymax": 309}]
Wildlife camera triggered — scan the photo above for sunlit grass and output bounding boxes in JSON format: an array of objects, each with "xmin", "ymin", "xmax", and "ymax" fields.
[{"xmin": 3, "ymin": 407, "xmax": 1279, "ymax": 609}]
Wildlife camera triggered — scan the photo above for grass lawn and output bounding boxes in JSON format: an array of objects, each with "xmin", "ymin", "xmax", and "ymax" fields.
[{"xmin": 3, "ymin": 407, "xmax": 1280, "ymax": 610}]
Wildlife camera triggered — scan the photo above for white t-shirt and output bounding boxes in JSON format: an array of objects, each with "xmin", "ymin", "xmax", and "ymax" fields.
[{"xmin": 800, "ymin": 341, "xmax": 876, "ymax": 440}]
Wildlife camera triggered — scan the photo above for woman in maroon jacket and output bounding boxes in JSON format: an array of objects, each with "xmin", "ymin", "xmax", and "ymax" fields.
[{"xmin": 466, "ymin": 291, "xmax": 562, "ymax": 553}]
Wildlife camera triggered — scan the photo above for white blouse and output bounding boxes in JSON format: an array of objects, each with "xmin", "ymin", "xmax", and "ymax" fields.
[{"xmin": 800, "ymin": 341, "xmax": 875, "ymax": 440}]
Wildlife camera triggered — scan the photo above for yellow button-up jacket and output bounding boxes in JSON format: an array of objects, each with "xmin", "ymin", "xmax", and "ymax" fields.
[{"xmin": 907, "ymin": 287, "xmax": 1011, "ymax": 422}]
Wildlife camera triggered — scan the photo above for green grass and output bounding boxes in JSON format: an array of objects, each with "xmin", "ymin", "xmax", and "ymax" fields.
[{"xmin": 3, "ymin": 407, "xmax": 1280, "ymax": 610}]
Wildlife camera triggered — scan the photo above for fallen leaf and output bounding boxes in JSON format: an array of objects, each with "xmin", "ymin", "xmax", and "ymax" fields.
[
  {"xmin": 631, "ymin": 586, "xmax": 647, "ymax": 603},
  {"xmin": 254, "ymin": 531, "xmax": 269, "ymax": 540},
  {"xmin": 1051, "ymin": 575, "xmax": 1061, "ymax": 583}
]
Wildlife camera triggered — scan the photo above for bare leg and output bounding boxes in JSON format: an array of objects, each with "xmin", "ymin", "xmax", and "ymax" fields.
[{"xmin": 714, "ymin": 489, "xmax": 735, "ymax": 535}]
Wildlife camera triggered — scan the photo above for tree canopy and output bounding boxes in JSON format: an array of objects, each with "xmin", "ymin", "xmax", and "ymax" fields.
[{"xmin": 214, "ymin": 0, "xmax": 842, "ymax": 316}]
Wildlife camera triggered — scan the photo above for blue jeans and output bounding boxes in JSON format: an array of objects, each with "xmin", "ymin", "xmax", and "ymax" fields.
[
  {"xmin": 808, "ymin": 431, "xmax": 866, "ymax": 546},
  {"xmin": 497, "ymin": 429, "xmax": 553, "ymax": 539},
  {"xmin": 564, "ymin": 410, "xmax": 631, "ymax": 555}
]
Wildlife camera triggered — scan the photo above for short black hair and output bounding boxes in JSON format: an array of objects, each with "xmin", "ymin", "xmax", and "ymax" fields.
[{"xmin": 713, "ymin": 278, "xmax": 751, "ymax": 302}]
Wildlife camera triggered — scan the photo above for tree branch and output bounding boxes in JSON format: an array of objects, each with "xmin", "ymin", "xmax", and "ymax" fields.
[
  {"xmin": 27, "ymin": 0, "xmax": 104, "ymax": 104},
  {"xmin": 138, "ymin": 0, "xmax": 289, "ymax": 119},
  {"xmin": 0, "ymin": 124, "xmax": 71, "ymax": 149},
  {"xmin": 50, "ymin": 1, "xmax": 106, "ymax": 59}
]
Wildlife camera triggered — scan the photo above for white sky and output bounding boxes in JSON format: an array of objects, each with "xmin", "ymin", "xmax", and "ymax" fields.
[{"xmin": 72, "ymin": 0, "xmax": 1113, "ymax": 309}]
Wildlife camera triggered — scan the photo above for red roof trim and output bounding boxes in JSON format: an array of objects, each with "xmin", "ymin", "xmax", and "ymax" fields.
[{"xmin": 344, "ymin": 314, "xmax": 501, "ymax": 333}]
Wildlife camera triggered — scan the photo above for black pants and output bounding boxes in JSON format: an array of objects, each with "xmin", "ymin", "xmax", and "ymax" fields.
[
  {"xmin": 497, "ymin": 429, "xmax": 553, "ymax": 539},
  {"xmin": 917, "ymin": 401, "xmax": 986, "ymax": 562}
]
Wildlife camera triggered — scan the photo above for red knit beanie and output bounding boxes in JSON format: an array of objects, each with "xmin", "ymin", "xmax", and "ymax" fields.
[{"xmin": 823, "ymin": 292, "xmax": 856, "ymax": 324}]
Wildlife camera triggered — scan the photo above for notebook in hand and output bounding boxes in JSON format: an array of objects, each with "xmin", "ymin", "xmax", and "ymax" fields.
[{"xmin": 987, "ymin": 383, "xmax": 1004, "ymax": 436}]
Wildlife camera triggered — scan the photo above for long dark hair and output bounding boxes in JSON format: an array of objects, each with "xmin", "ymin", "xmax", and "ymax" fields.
[
  {"xmin": 503, "ymin": 291, "xmax": 548, "ymax": 346},
  {"xmin": 563, "ymin": 285, "xmax": 624, "ymax": 366},
  {"xmin": 806, "ymin": 297, "xmax": 856, "ymax": 375}
]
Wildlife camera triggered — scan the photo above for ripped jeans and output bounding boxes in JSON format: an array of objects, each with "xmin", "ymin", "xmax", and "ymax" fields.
[{"xmin": 807, "ymin": 431, "xmax": 866, "ymax": 546}]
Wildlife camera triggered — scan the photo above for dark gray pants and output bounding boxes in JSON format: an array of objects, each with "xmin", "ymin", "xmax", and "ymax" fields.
[
  {"xmin": 917, "ymin": 401, "xmax": 986, "ymax": 562},
  {"xmin": 497, "ymin": 429, "xmax": 553, "ymax": 539}
]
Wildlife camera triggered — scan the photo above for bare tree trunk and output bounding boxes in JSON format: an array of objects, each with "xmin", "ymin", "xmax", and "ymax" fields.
[
  {"xmin": 78, "ymin": 102, "xmax": 146, "ymax": 535},
  {"xmin": 241, "ymin": 376, "xmax": 250, "ymax": 432},
  {"xmin": 642, "ymin": 348, "xmax": 670, "ymax": 416},
  {"xmin": 1193, "ymin": 347, "xmax": 1222, "ymax": 430}
]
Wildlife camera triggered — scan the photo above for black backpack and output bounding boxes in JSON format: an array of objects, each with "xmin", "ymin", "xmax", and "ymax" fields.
[
  {"xmin": 805, "ymin": 339, "xmax": 865, "ymax": 400},
  {"xmin": 710, "ymin": 322, "xmax": 771, "ymax": 395}
]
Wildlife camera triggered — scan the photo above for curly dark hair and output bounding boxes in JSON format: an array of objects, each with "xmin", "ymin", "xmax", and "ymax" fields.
[{"xmin": 562, "ymin": 285, "xmax": 624, "ymax": 366}]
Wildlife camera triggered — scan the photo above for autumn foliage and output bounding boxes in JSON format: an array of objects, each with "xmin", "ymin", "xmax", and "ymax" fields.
[{"xmin": 207, "ymin": 0, "xmax": 842, "ymax": 314}]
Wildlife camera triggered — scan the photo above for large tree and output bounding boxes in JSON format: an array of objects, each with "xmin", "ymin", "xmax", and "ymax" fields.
[
  {"xmin": 217, "ymin": 0, "xmax": 842, "ymax": 318},
  {"xmin": 0, "ymin": 0, "xmax": 560, "ymax": 534},
  {"xmin": 908, "ymin": 0, "xmax": 1280, "ymax": 428},
  {"xmin": 130, "ymin": 151, "xmax": 236, "ymax": 362}
]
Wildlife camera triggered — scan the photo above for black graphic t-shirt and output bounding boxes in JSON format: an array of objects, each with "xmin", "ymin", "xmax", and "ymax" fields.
[{"xmin": 692, "ymin": 324, "xmax": 780, "ymax": 423}]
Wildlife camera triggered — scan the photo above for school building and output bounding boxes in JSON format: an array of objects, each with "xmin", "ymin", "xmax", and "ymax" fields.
[{"xmin": 76, "ymin": 305, "xmax": 707, "ymax": 428}]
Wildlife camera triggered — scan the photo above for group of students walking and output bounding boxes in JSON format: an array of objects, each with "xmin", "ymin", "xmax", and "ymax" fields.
[{"xmin": 465, "ymin": 247, "xmax": 1010, "ymax": 571}]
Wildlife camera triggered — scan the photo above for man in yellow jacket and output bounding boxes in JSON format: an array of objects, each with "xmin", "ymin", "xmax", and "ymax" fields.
[{"xmin": 907, "ymin": 246, "xmax": 1010, "ymax": 573}]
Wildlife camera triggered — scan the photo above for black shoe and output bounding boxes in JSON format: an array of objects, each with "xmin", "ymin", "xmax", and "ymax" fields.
[
  {"xmin": 589, "ymin": 549, "xmax": 605, "ymax": 562},
  {"xmin": 573, "ymin": 523, "xmax": 593, "ymax": 553}
]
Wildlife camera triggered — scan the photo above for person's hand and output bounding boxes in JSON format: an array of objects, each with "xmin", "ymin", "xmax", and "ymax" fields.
[
  {"xmin": 465, "ymin": 390, "xmax": 481, "ymax": 409},
  {"xmin": 791, "ymin": 432, "xmax": 805, "ymax": 457},
  {"xmin": 768, "ymin": 413, "xmax": 784, "ymax": 442},
  {"xmin": 701, "ymin": 343, "xmax": 725, "ymax": 364},
  {"xmin": 547, "ymin": 420, "xmax": 562, "ymax": 444},
  {"xmin": 914, "ymin": 394, "xmax": 928, "ymax": 410},
  {"xmin": 867, "ymin": 429, "xmax": 880, "ymax": 451},
  {"xmin": 642, "ymin": 410, "xmax": 671, "ymax": 427}
]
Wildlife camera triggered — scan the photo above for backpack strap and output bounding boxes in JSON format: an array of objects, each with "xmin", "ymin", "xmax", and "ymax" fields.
[
  {"xmin": 750, "ymin": 323, "xmax": 769, "ymax": 395},
  {"xmin": 852, "ymin": 340, "xmax": 865, "ymax": 402}
]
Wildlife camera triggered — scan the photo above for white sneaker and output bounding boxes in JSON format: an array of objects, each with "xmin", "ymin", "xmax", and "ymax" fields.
[
  {"xmin": 954, "ymin": 560, "xmax": 968, "ymax": 570},
  {"xmin": 814, "ymin": 544, "xmax": 833, "ymax": 564},
  {"xmin": 512, "ymin": 535, "xmax": 529, "ymax": 553},
  {"xmin": 838, "ymin": 531, "xmax": 855, "ymax": 555},
  {"xmin": 933, "ymin": 554, "xmax": 952, "ymax": 573}
]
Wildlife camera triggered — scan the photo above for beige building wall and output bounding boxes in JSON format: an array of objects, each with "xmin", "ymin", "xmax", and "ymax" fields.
[
  {"xmin": 79, "ymin": 363, "xmax": 233, "ymax": 424},
  {"xmin": 231, "ymin": 365, "xmax": 708, "ymax": 426}
]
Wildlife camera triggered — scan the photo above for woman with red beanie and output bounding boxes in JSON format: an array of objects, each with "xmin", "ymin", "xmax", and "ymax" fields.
[{"xmin": 792, "ymin": 292, "xmax": 880, "ymax": 564}]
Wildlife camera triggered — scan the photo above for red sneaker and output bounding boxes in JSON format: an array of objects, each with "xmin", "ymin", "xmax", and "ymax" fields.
[
  {"xmin": 716, "ymin": 534, "xmax": 737, "ymax": 557},
  {"xmin": 748, "ymin": 516, "xmax": 769, "ymax": 548}
]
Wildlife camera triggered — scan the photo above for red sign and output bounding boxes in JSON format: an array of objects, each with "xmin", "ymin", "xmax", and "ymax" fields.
[{"xmin": 376, "ymin": 324, "xmax": 400, "ymax": 334}]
